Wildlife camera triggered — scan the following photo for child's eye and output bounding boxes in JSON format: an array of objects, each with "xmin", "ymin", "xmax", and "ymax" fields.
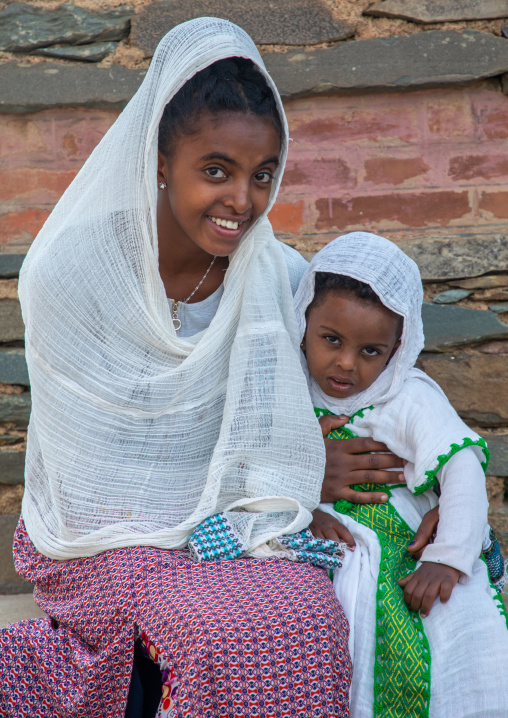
[
  {"xmin": 324, "ymin": 335, "xmax": 340, "ymax": 345},
  {"xmin": 362, "ymin": 347, "xmax": 380, "ymax": 356},
  {"xmin": 205, "ymin": 167, "xmax": 227, "ymax": 179},
  {"xmin": 254, "ymin": 171, "xmax": 273, "ymax": 184}
]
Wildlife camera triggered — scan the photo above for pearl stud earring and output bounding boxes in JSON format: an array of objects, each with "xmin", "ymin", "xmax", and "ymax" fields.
[{"xmin": 158, "ymin": 181, "xmax": 167, "ymax": 190}]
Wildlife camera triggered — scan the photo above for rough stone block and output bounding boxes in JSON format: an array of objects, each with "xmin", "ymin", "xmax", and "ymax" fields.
[
  {"xmin": 418, "ymin": 352, "xmax": 508, "ymax": 426},
  {"xmin": 131, "ymin": 0, "xmax": 353, "ymax": 56},
  {"xmin": 450, "ymin": 275, "xmax": 508, "ymax": 290},
  {"xmin": 0, "ymin": 63, "xmax": 148, "ymax": 113},
  {"xmin": 432, "ymin": 289, "xmax": 471, "ymax": 304},
  {"xmin": 397, "ymin": 233, "xmax": 508, "ymax": 282},
  {"xmin": 263, "ymin": 31, "xmax": 508, "ymax": 97},
  {"xmin": 365, "ymin": 0, "xmax": 508, "ymax": 23},
  {"xmin": 481, "ymin": 433, "xmax": 508, "ymax": 477},
  {"xmin": 0, "ymin": 394, "xmax": 31, "ymax": 428},
  {"xmin": 0, "ymin": 2, "xmax": 132, "ymax": 52},
  {"xmin": 422, "ymin": 303, "xmax": 508, "ymax": 352},
  {"xmin": 0, "ymin": 450, "xmax": 25, "ymax": 486},
  {"xmin": 0, "ymin": 514, "xmax": 30, "ymax": 594},
  {"xmin": 490, "ymin": 304, "xmax": 508, "ymax": 314},
  {"xmin": 32, "ymin": 41, "xmax": 118, "ymax": 63},
  {"xmin": 0, "ymin": 349, "xmax": 29, "ymax": 386},
  {"xmin": 0, "ymin": 300, "xmax": 25, "ymax": 342},
  {"xmin": 0, "ymin": 255, "xmax": 24, "ymax": 280}
]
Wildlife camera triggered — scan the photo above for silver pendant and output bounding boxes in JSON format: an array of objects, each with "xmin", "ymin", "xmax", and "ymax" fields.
[{"xmin": 171, "ymin": 300, "xmax": 182, "ymax": 331}]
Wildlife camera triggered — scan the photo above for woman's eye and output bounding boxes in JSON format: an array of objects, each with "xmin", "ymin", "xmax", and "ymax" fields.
[
  {"xmin": 362, "ymin": 347, "xmax": 380, "ymax": 356},
  {"xmin": 254, "ymin": 171, "xmax": 273, "ymax": 184},
  {"xmin": 205, "ymin": 167, "xmax": 227, "ymax": 179}
]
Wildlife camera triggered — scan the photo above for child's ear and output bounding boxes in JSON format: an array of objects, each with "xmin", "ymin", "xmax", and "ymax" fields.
[{"xmin": 300, "ymin": 334, "xmax": 306, "ymax": 353}]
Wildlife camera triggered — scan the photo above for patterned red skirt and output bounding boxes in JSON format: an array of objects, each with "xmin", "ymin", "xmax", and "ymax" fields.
[{"xmin": 0, "ymin": 520, "xmax": 351, "ymax": 717}]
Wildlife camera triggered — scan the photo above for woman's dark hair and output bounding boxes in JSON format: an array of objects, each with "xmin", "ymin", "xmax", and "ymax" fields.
[
  {"xmin": 307, "ymin": 272, "xmax": 404, "ymax": 340},
  {"xmin": 158, "ymin": 57, "xmax": 283, "ymax": 156}
]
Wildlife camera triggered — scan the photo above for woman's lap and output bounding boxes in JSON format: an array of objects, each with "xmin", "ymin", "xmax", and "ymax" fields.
[{"xmin": 0, "ymin": 521, "xmax": 351, "ymax": 717}]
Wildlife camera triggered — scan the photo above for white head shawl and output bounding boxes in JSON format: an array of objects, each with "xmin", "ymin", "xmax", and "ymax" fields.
[
  {"xmin": 19, "ymin": 18, "xmax": 325, "ymax": 560},
  {"xmin": 294, "ymin": 232, "xmax": 488, "ymax": 494},
  {"xmin": 294, "ymin": 231, "xmax": 425, "ymax": 416}
]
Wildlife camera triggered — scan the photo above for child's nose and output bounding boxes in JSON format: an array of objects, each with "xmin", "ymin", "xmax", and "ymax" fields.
[{"xmin": 336, "ymin": 350, "xmax": 356, "ymax": 371}]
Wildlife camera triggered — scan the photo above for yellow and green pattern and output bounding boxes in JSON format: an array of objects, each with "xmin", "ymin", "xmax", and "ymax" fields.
[{"xmin": 317, "ymin": 408, "xmax": 431, "ymax": 718}]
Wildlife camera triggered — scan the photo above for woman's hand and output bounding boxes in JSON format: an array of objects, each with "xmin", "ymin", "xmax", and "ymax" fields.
[
  {"xmin": 397, "ymin": 562, "xmax": 460, "ymax": 618},
  {"xmin": 319, "ymin": 414, "xmax": 405, "ymax": 504},
  {"xmin": 407, "ymin": 506, "xmax": 439, "ymax": 560},
  {"xmin": 309, "ymin": 508, "xmax": 355, "ymax": 548}
]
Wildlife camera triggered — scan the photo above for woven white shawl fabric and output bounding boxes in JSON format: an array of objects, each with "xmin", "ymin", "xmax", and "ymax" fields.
[
  {"xmin": 294, "ymin": 232, "xmax": 487, "ymax": 494},
  {"xmin": 18, "ymin": 18, "xmax": 325, "ymax": 560}
]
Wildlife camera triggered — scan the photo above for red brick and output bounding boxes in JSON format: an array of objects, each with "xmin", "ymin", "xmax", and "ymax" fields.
[
  {"xmin": 281, "ymin": 158, "xmax": 354, "ymax": 190},
  {"xmin": 478, "ymin": 191, "xmax": 508, "ymax": 220},
  {"xmin": 316, "ymin": 191, "xmax": 471, "ymax": 231},
  {"xmin": 289, "ymin": 108, "xmax": 419, "ymax": 145},
  {"xmin": 0, "ymin": 208, "xmax": 49, "ymax": 245},
  {"xmin": 269, "ymin": 200, "xmax": 305, "ymax": 234},
  {"xmin": 364, "ymin": 157, "xmax": 429, "ymax": 185},
  {"xmin": 448, "ymin": 155, "xmax": 508, "ymax": 181},
  {"xmin": 0, "ymin": 169, "xmax": 77, "ymax": 202},
  {"xmin": 474, "ymin": 108, "xmax": 508, "ymax": 140},
  {"xmin": 426, "ymin": 94, "xmax": 474, "ymax": 139}
]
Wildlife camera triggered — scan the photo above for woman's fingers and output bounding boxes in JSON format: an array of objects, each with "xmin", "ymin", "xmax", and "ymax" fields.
[
  {"xmin": 342, "ymin": 488, "xmax": 389, "ymax": 504},
  {"xmin": 407, "ymin": 506, "xmax": 439, "ymax": 559},
  {"xmin": 318, "ymin": 414, "xmax": 350, "ymax": 437}
]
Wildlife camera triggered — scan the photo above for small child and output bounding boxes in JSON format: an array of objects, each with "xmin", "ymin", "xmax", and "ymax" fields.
[{"xmin": 294, "ymin": 232, "xmax": 508, "ymax": 718}]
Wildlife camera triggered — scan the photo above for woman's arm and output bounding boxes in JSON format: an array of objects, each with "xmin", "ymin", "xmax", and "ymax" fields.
[{"xmin": 319, "ymin": 414, "xmax": 405, "ymax": 504}]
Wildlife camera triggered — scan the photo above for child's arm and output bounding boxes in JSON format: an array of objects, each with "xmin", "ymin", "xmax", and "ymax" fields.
[
  {"xmin": 399, "ymin": 447, "xmax": 488, "ymax": 616},
  {"xmin": 310, "ymin": 508, "xmax": 355, "ymax": 548}
]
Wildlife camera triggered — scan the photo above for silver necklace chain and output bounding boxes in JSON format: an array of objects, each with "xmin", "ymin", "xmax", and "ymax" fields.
[{"xmin": 171, "ymin": 255, "xmax": 217, "ymax": 331}]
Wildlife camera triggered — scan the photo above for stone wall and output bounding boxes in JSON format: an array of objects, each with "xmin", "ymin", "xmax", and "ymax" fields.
[{"xmin": 1, "ymin": 0, "xmax": 508, "ymax": 591}]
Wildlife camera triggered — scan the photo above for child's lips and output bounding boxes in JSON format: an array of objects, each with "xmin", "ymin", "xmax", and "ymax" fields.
[{"xmin": 328, "ymin": 376, "xmax": 354, "ymax": 392}]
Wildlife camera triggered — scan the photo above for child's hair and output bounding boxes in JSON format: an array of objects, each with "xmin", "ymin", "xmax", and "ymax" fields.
[
  {"xmin": 307, "ymin": 272, "xmax": 404, "ymax": 340},
  {"xmin": 158, "ymin": 57, "xmax": 283, "ymax": 157}
]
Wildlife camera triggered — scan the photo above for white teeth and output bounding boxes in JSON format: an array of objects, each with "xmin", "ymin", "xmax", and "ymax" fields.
[{"xmin": 211, "ymin": 217, "xmax": 239, "ymax": 230}]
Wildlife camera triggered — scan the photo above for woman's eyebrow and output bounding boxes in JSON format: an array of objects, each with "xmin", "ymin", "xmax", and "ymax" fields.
[{"xmin": 199, "ymin": 152, "xmax": 280, "ymax": 168}]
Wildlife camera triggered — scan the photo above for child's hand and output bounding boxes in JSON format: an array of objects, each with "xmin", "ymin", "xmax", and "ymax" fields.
[
  {"xmin": 397, "ymin": 562, "xmax": 460, "ymax": 618},
  {"xmin": 407, "ymin": 506, "xmax": 439, "ymax": 560},
  {"xmin": 309, "ymin": 508, "xmax": 355, "ymax": 549}
]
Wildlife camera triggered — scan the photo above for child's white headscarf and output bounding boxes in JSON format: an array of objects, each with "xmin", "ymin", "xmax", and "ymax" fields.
[
  {"xmin": 294, "ymin": 232, "xmax": 488, "ymax": 495},
  {"xmin": 19, "ymin": 18, "xmax": 324, "ymax": 560},
  {"xmin": 294, "ymin": 231, "xmax": 425, "ymax": 416}
]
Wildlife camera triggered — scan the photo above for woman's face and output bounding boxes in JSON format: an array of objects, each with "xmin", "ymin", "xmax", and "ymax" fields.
[{"xmin": 157, "ymin": 112, "xmax": 281, "ymax": 258}]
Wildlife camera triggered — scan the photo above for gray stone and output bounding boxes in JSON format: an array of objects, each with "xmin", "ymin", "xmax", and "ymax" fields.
[
  {"xmin": 0, "ymin": 349, "xmax": 28, "ymax": 387},
  {"xmin": 0, "ymin": 593, "xmax": 46, "ymax": 625},
  {"xmin": 0, "ymin": 63, "xmax": 147, "ymax": 113},
  {"xmin": 397, "ymin": 233, "xmax": 508, "ymax": 282},
  {"xmin": 422, "ymin": 302, "xmax": 508, "ymax": 352},
  {"xmin": 0, "ymin": 301, "xmax": 24, "ymax": 343},
  {"xmin": 480, "ymin": 433, "xmax": 508, "ymax": 477},
  {"xmin": 0, "ymin": 394, "xmax": 31, "ymax": 428},
  {"xmin": 490, "ymin": 304, "xmax": 508, "ymax": 313},
  {"xmin": 450, "ymin": 275, "xmax": 508, "ymax": 290},
  {"xmin": 131, "ymin": 0, "xmax": 353, "ymax": 56},
  {"xmin": 0, "ymin": 2, "xmax": 132, "ymax": 52},
  {"xmin": 0, "ymin": 514, "xmax": 31, "ymax": 594},
  {"xmin": 432, "ymin": 289, "xmax": 471, "ymax": 304},
  {"xmin": 365, "ymin": 0, "xmax": 508, "ymax": 23},
  {"xmin": 0, "ymin": 435, "xmax": 23, "ymax": 447},
  {"xmin": 263, "ymin": 31, "xmax": 508, "ymax": 98},
  {"xmin": 0, "ymin": 450, "xmax": 25, "ymax": 486},
  {"xmin": 32, "ymin": 41, "xmax": 118, "ymax": 63},
  {"xmin": 0, "ymin": 256, "xmax": 24, "ymax": 280},
  {"xmin": 418, "ymin": 352, "xmax": 508, "ymax": 426}
]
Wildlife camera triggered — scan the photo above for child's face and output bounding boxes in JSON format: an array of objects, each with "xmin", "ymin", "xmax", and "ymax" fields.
[
  {"xmin": 302, "ymin": 290, "xmax": 401, "ymax": 400},
  {"xmin": 157, "ymin": 112, "xmax": 281, "ymax": 258}
]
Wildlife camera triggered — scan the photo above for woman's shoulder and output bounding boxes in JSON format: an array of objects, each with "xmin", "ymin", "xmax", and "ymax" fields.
[{"xmin": 277, "ymin": 242, "xmax": 308, "ymax": 296}]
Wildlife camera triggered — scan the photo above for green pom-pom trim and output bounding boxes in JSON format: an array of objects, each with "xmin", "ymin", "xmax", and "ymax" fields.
[{"xmin": 413, "ymin": 437, "xmax": 490, "ymax": 496}]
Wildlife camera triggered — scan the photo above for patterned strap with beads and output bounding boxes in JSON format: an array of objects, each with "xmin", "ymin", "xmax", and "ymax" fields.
[{"xmin": 315, "ymin": 407, "xmax": 432, "ymax": 718}]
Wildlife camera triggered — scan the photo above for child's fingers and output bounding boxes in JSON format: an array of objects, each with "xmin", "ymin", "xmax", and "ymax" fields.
[
  {"xmin": 407, "ymin": 506, "xmax": 439, "ymax": 559},
  {"xmin": 328, "ymin": 522, "xmax": 355, "ymax": 548},
  {"xmin": 318, "ymin": 414, "xmax": 350, "ymax": 437}
]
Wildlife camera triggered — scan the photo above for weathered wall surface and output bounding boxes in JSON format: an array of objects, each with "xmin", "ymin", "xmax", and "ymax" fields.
[{"xmin": 1, "ymin": 0, "xmax": 508, "ymax": 592}]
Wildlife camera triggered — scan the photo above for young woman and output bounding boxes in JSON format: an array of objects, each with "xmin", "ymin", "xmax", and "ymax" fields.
[{"xmin": 0, "ymin": 18, "xmax": 360, "ymax": 718}]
